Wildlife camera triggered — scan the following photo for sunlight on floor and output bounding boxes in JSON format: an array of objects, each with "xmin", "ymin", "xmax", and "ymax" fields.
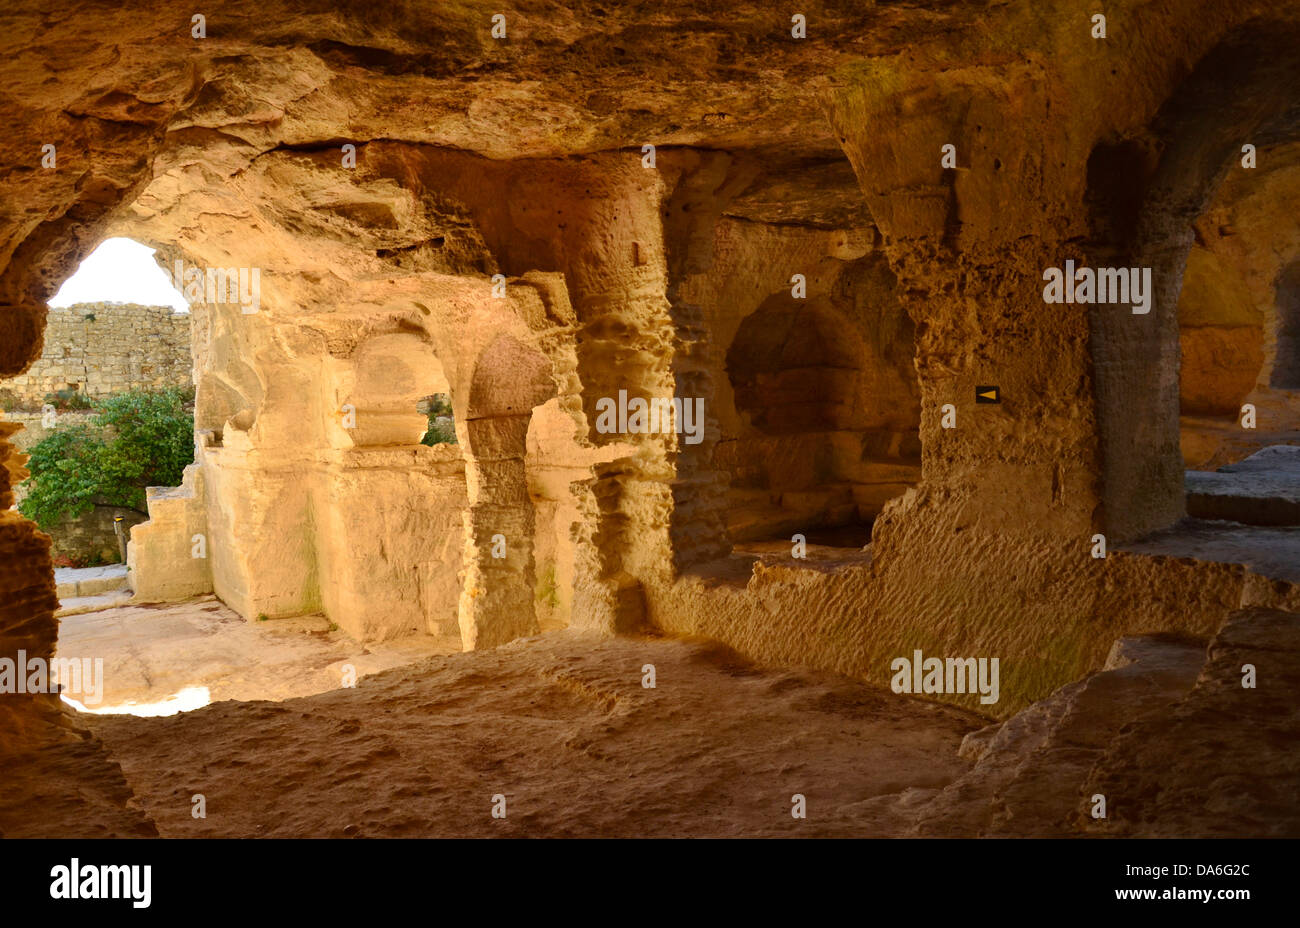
[{"xmin": 62, "ymin": 685, "xmax": 212, "ymax": 718}]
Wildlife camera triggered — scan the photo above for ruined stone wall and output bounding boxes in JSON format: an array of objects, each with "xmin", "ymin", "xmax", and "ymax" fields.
[
  {"xmin": 3, "ymin": 410, "xmax": 95, "ymax": 454},
  {"xmin": 1, "ymin": 300, "xmax": 190, "ymax": 563},
  {"xmin": 0, "ymin": 303, "xmax": 190, "ymax": 407},
  {"xmin": 44, "ymin": 505, "xmax": 144, "ymax": 566}
]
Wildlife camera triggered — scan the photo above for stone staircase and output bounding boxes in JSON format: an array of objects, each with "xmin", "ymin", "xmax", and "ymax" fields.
[{"xmin": 54, "ymin": 564, "xmax": 132, "ymax": 617}]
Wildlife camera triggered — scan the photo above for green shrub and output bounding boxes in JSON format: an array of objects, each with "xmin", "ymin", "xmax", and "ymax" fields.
[
  {"xmin": 419, "ymin": 393, "xmax": 459, "ymax": 446},
  {"xmin": 19, "ymin": 387, "xmax": 194, "ymax": 530},
  {"xmin": 43, "ymin": 388, "xmax": 93, "ymax": 411}
]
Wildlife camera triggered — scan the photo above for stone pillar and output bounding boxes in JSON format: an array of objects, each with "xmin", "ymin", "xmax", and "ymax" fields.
[{"xmin": 458, "ymin": 415, "xmax": 541, "ymax": 649}]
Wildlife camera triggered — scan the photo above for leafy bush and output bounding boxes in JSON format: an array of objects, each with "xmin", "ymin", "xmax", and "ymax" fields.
[
  {"xmin": 419, "ymin": 393, "xmax": 459, "ymax": 446},
  {"xmin": 19, "ymin": 388, "xmax": 194, "ymax": 530},
  {"xmin": 42, "ymin": 388, "xmax": 93, "ymax": 411}
]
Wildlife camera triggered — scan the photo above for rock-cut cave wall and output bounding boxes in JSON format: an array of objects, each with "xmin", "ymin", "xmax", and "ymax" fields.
[{"xmin": 3, "ymin": 0, "xmax": 1300, "ymax": 739}]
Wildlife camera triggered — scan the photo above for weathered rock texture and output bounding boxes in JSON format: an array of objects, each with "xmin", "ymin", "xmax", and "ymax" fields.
[
  {"xmin": 83, "ymin": 631, "xmax": 985, "ymax": 838},
  {"xmin": 2, "ymin": 1, "xmax": 1300, "ymax": 834},
  {"xmin": 849, "ymin": 610, "xmax": 1300, "ymax": 837},
  {"xmin": 59, "ymin": 614, "xmax": 1300, "ymax": 839},
  {"xmin": 0, "ymin": 302, "xmax": 190, "ymax": 408},
  {"xmin": 1178, "ymin": 142, "xmax": 1300, "ymax": 468},
  {"xmin": 1082, "ymin": 609, "xmax": 1300, "ymax": 837},
  {"xmin": 0, "ymin": 694, "xmax": 157, "ymax": 838}
]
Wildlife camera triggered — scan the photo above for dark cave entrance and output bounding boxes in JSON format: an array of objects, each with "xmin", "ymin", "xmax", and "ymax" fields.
[
  {"xmin": 719, "ymin": 265, "xmax": 920, "ymax": 555},
  {"xmin": 1271, "ymin": 260, "xmax": 1300, "ymax": 390}
]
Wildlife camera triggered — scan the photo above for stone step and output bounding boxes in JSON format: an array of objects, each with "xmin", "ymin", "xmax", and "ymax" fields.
[
  {"xmin": 56, "ymin": 589, "xmax": 134, "ymax": 618},
  {"xmin": 1185, "ymin": 444, "xmax": 1300, "ymax": 526},
  {"xmin": 53, "ymin": 563, "xmax": 129, "ymax": 599}
]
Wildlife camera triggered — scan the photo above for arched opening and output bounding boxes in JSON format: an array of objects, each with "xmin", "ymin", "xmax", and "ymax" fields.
[
  {"xmin": 418, "ymin": 393, "xmax": 458, "ymax": 446},
  {"xmin": 1271, "ymin": 259, "xmax": 1300, "ymax": 389},
  {"xmin": 459, "ymin": 332, "xmax": 560, "ymax": 649},
  {"xmin": 7, "ymin": 237, "xmax": 193, "ymax": 575},
  {"xmin": 727, "ymin": 298, "xmax": 864, "ymax": 435},
  {"xmin": 718, "ymin": 258, "xmax": 920, "ymax": 553},
  {"xmin": 1176, "ymin": 157, "xmax": 1300, "ymax": 470},
  {"xmin": 1085, "ymin": 21, "xmax": 1300, "ymax": 541},
  {"xmin": 347, "ymin": 332, "xmax": 451, "ymax": 448}
]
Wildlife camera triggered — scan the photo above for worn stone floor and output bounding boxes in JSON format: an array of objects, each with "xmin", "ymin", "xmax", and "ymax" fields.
[
  {"xmin": 1125, "ymin": 521, "xmax": 1300, "ymax": 585},
  {"xmin": 5, "ymin": 590, "xmax": 1295, "ymax": 839},
  {"xmin": 84, "ymin": 630, "xmax": 985, "ymax": 837},
  {"xmin": 54, "ymin": 597, "xmax": 460, "ymax": 712},
  {"xmin": 1185, "ymin": 444, "xmax": 1300, "ymax": 526},
  {"xmin": 1120, "ymin": 446, "xmax": 1300, "ymax": 585},
  {"xmin": 49, "ymin": 607, "xmax": 1294, "ymax": 839}
]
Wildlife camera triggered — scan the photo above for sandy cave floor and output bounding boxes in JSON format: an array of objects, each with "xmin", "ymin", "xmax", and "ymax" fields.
[
  {"xmin": 81, "ymin": 627, "xmax": 985, "ymax": 838},
  {"xmin": 28, "ymin": 600, "xmax": 1300, "ymax": 838}
]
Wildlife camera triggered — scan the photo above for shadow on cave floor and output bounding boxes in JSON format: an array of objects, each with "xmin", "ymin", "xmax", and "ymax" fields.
[
  {"xmin": 80, "ymin": 630, "xmax": 984, "ymax": 838},
  {"xmin": 7, "ymin": 606, "xmax": 1300, "ymax": 838}
]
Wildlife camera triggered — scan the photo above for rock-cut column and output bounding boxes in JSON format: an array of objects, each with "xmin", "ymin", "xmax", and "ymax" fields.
[{"xmin": 458, "ymin": 414, "xmax": 541, "ymax": 650}]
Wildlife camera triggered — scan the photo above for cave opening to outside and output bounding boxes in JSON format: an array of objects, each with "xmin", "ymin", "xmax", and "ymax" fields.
[{"xmin": 12, "ymin": 237, "xmax": 194, "ymax": 569}]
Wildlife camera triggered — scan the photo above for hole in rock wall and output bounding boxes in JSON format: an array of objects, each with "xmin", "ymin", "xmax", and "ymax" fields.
[
  {"xmin": 1271, "ymin": 260, "xmax": 1300, "ymax": 390},
  {"xmin": 1176, "ymin": 156, "xmax": 1300, "ymax": 470},
  {"xmin": 349, "ymin": 333, "xmax": 455, "ymax": 449},
  {"xmin": 721, "ymin": 261, "xmax": 920, "ymax": 552},
  {"xmin": 49, "ymin": 237, "xmax": 190, "ymax": 312},
  {"xmin": 7, "ymin": 237, "xmax": 194, "ymax": 568},
  {"xmin": 418, "ymin": 393, "xmax": 459, "ymax": 446}
]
